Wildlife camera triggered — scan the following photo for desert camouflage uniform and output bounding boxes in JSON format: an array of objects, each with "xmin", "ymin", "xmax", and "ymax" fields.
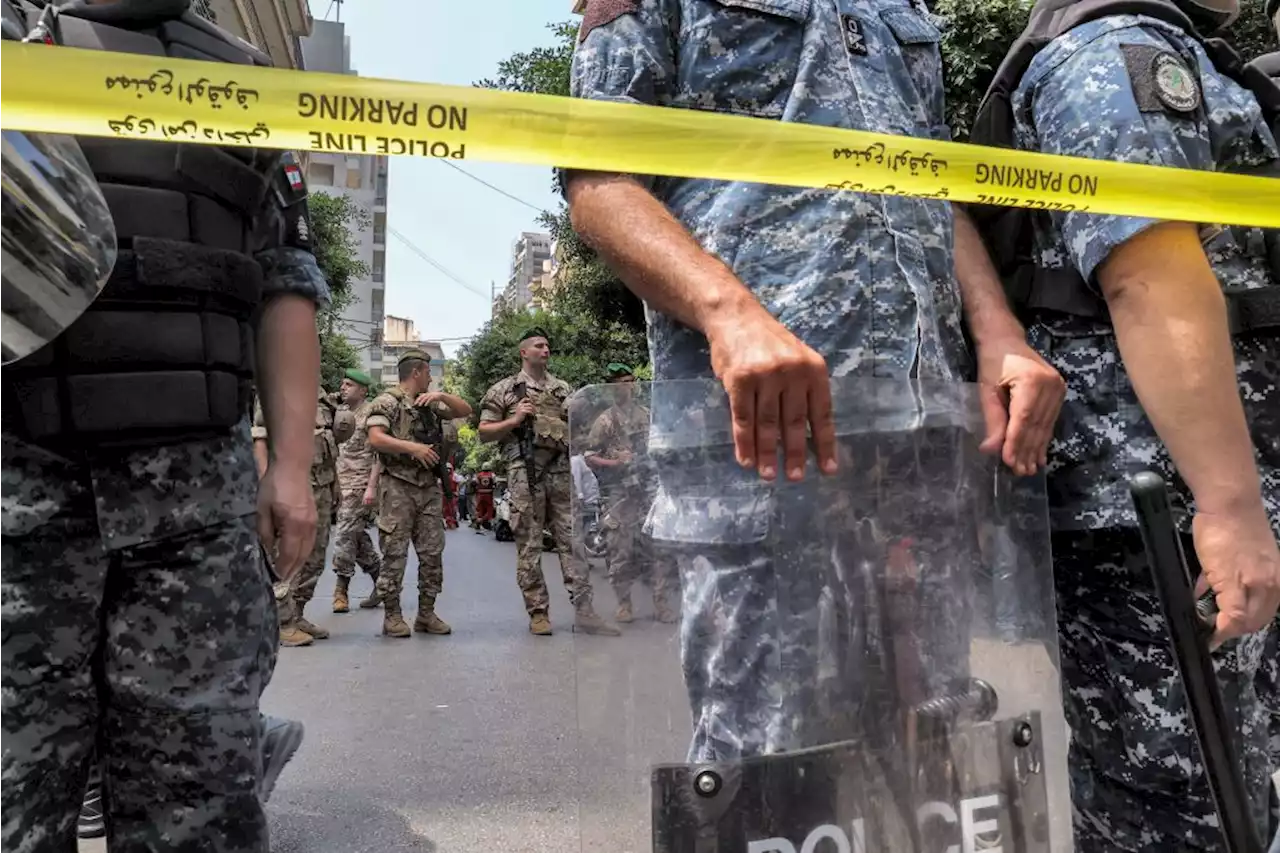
[
  {"xmin": 570, "ymin": 0, "xmax": 977, "ymax": 764},
  {"xmin": 366, "ymin": 387, "xmax": 448, "ymax": 621},
  {"xmin": 253, "ymin": 387, "xmax": 343, "ymax": 636},
  {"xmin": 331, "ymin": 394, "xmax": 382, "ymax": 583},
  {"xmin": 584, "ymin": 398, "xmax": 675, "ymax": 618},
  {"xmin": 481, "ymin": 371, "xmax": 593, "ymax": 616},
  {"xmin": 1008, "ymin": 15, "xmax": 1280, "ymax": 850}
]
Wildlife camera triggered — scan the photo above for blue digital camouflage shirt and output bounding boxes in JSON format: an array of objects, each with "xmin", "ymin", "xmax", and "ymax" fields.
[
  {"xmin": 1011, "ymin": 14, "xmax": 1280, "ymax": 534},
  {"xmin": 569, "ymin": 0, "xmax": 973, "ymax": 387}
]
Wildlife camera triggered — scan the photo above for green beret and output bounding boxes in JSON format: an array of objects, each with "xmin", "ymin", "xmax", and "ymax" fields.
[
  {"xmin": 519, "ymin": 327, "xmax": 550, "ymax": 345},
  {"xmin": 397, "ymin": 349, "xmax": 429, "ymax": 366},
  {"xmin": 344, "ymin": 368, "xmax": 373, "ymax": 387},
  {"xmin": 606, "ymin": 363, "xmax": 633, "ymax": 380}
]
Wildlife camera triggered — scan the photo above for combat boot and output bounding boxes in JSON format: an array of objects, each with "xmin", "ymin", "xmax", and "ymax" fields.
[
  {"xmin": 529, "ymin": 611, "xmax": 553, "ymax": 636},
  {"xmin": 574, "ymin": 603, "xmax": 621, "ymax": 637},
  {"xmin": 414, "ymin": 606, "xmax": 452, "ymax": 635},
  {"xmin": 359, "ymin": 572, "xmax": 383, "ymax": 609},
  {"xmin": 333, "ymin": 576, "xmax": 350, "ymax": 613},
  {"xmin": 382, "ymin": 603, "xmax": 411, "ymax": 638},
  {"xmin": 654, "ymin": 597, "xmax": 678, "ymax": 624},
  {"xmin": 615, "ymin": 594, "xmax": 634, "ymax": 624},
  {"xmin": 279, "ymin": 621, "xmax": 314, "ymax": 647},
  {"xmin": 295, "ymin": 603, "xmax": 330, "ymax": 640}
]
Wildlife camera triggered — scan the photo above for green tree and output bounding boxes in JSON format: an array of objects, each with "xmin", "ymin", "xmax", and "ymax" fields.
[
  {"xmin": 309, "ymin": 191, "xmax": 371, "ymax": 389},
  {"xmin": 476, "ymin": 20, "xmax": 649, "ymax": 340},
  {"xmin": 1227, "ymin": 0, "xmax": 1280, "ymax": 59},
  {"xmin": 935, "ymin": 0, "xmax": 1033, "ymax": 141}
]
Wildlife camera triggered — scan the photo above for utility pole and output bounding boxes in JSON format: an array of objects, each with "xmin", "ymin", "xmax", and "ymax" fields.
[{"xmin": 490, "ymin": 280, "xmax": 496, "ymax": 321}]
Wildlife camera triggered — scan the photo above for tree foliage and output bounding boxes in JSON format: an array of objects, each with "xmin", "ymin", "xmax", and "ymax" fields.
[{"xmin": 310, "ymin": 191, "xmax": 371, "ymax": 390}]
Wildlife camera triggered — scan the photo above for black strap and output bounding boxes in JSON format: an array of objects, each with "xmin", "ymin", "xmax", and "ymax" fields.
[{"xmin": 1225, "ymin": 287, "xmax": 1280, "ymax": 336}]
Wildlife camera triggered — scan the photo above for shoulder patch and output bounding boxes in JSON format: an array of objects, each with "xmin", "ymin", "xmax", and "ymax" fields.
[
  {"xmin": 1120, "ymin": 44, "xmax": 1200, "ymax": 115},
  {"xmin": 579, "ymin": 0, "xmax": 639, "ymax": 43}
]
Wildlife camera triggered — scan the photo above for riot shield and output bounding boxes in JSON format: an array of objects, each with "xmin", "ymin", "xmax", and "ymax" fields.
[
  {"xmin": 569, "ymin": 377, "xmax": 1072, "ymax": 853},
  {"xmin": 1, "ymin": 129, "xmax": 117, "ymax": 365}
]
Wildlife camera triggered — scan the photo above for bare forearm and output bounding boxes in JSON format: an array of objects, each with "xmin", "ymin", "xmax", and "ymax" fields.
[
  {"xmin": 954, "ymin": 207, "xmax": 1026, "ymax": 346},
  {"xmin": 478, "ymin": 418, "xmax": 520, "ymax": 443},
  {"xmin": 437, "ymin": 393, "xmax": 473, "ymax": 419},
  {"xmin": 566, "ymin": 172, "xmax": 768, "ymax": 337},
  {"xmin": 368, "ymin": 430, "xmax": 423, "ymax": 458},
  {"xmin": 367, "ymin": 460, "xmax": 380, "ymax": 492},
  {"xmin": 1102, "ymin": 223, "xmax": 1262, "ymax": 513},
  {"xmin": 255, "ymin": 294, "xmax": 319, "ymax": 474}
]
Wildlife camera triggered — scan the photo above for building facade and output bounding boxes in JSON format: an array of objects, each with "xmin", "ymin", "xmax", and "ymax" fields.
[
  {"xmin": 381, "ymin": 316, "xmax": 445, "ymax": 390},
  {"xmin": 193, "ymin": 0, "xmax": 311, "ymax": 69},
  {"xmin": 502, "ymin": 232, "xmax": 552, "ymax": 313},
  {"xmin": 299, "ymin": 19, "xmax": 390, "ymax": 376}
]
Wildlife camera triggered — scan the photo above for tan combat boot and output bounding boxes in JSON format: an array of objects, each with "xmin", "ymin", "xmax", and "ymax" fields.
[
  {"xmin": 574, "ymin": 603, "xmax": 621, "ymax": 637},
  {"xmin": 529, "ymin": 611, "xmax": 553, "ymax": 636},
  {"xmin": 654, "ymin": 596, "xmax": 678, "ymax": 624},
  {"xmin": 359, "ymin": 572, "xmax": 383, "ymax": 609},
  {"xmin": 414, "ymin": 600, "xmax": 452, "ymax": 635},
  {"xmin": 295, "ymin": 603, "xmax": 330, "ymax": 640},
  {"xmin": 615, "ymin": 595, "xmax": 634, "ymax": 624},
  {"xmin": 333, "ymin": 576, "xmax": 351, "ymax": 613},
  {"xmin": 382, "ymin": 603, "xmax": 411, "ymax": 638},
  {"xmin": 279, "ymin": 621, "xmax": 314, "ymax": 647}
]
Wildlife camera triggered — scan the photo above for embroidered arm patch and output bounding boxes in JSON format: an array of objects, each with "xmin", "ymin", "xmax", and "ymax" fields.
[
  {"xmin": 579, "ymin": 0, "xmax": 640, "ymax": 42},
  {"xmin": 1120, "ymin": 43, "xmax": 1201, "ymax": 114}
]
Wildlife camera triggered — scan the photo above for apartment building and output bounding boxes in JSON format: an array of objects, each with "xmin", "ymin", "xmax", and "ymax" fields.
[
  {"xmin": 299, "ymin": 19, "xmax": 390, "ymax": 377},
  {"xmin": 503, "ymin": 232, "xmax": 552, "ymax": 313},
  {"xmin": 192, "ymin": 0, "xmax": 311, "ymax": 69},
  {"xmin": 381, "ymin": 316, "xmax": 446, "ymax": 390}
]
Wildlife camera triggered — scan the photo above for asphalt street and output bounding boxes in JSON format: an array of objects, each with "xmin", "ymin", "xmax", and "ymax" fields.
[{"xmin": 80, "ymin": 525, "xmax": 1073, "ymax": 853}]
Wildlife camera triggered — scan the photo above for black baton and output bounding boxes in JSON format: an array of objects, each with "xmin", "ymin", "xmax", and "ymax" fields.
[{"xmin": 1130, "ymin": 471, "xmax": 1263, "ymax": 853}]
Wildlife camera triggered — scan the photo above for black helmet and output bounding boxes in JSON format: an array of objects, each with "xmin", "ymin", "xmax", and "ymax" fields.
[{"xmin": 2, "ymin": 130, "xmax": 117, "ymax": 365}]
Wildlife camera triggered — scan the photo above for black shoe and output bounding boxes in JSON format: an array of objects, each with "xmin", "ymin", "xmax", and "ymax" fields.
[
  {"xmin": 260, "ymin": 715, "xmax": 305, "ymax": 803},
  {"xmin": 78, "ymin": 784, "xmax": 105, "ymax": 839}
]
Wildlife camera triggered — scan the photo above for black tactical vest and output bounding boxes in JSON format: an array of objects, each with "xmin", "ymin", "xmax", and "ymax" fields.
[
  {"xmin": 968, "ymin": 0, "xmax": 1280, "ymax": 331},
  {"xmin": 2, "ymin": 0, "xmax": 282, "ymax": 447}
]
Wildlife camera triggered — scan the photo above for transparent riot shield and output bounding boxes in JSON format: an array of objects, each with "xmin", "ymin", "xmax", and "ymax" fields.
[
  {"xmin": 2, "ymin": 130, "xmax": 117, "ymax": 365},
  {"xmin": 569, "ymin": 377, "xmax": 1072, "ymax": 853}
]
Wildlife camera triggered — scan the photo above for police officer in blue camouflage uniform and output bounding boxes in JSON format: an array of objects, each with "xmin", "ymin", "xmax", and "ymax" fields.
[
  {"xmin": 563, "ymin": 0, "xmax": 1067, "ymax": 766},
  {"xmin": 0, "ymin": 0, "xmax": 328, "ymax": 848},
  {"xmin": 970, "ymin": 0, "xmax": 1280, "ymax": 849}
]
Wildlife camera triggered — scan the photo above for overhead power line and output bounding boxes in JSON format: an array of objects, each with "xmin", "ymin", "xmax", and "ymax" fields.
[
  {"xmin": 437, "ymin": 159, "xmax": 547, "ymax": 213},
  {"xmin": 386, "ymin": 227, "xmax": 491, "ymax": 301}
]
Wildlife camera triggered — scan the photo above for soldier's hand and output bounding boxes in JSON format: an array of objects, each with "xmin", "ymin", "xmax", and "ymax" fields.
[
  {"xmin": 257, "ymin": 465, "xmax": 317, "ymax": 581},
  {"xmin": 410, "ymin": 444, "xmax": 440, "ymax": 467},
  {"xmin": 975, "ymin": 335, "xmax": 1066, "ymax": 477},
  {"xmin": 414, "ymin": 392, "xmax": 443, "ymax": 407},
  {"xmin": 705, "ymin": 306, "xmax": 837, "ymax": 482},
  {"xmin": 1192, "ymin": 504, "xmax": 1280, "ymax": 649},
  {"xmin": 514, "ymin": 399, "xmax": 537, "ymax": 422},
  {"xmin": 363, "ymin": 485, "xmax": 376, "ymax": 506}
]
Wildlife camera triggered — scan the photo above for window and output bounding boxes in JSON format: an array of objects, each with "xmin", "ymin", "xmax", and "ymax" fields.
[
  {"xmin": 374, "ymin": 164, "xmax": 388, "ymax": 205},
  {"xmin": 370, "ymin": 287, "xmax": 385, "ymax": 319},
  {"xmin": 373, "ymin": 211, "xmax": 386, "ymax": 245},
  {"xmin": 372, "ymin": 250, "xmax": 385, "ymax": 283},
  {"xmin": 345, "ymin": 168, "xmax": 362, "ymax": 189},
  {"xmin": 190, "ymin": 0, "xmax": 216, "ymax": 22},
  {"xmin": 308, "ymin": 162, "xmax": 334, "ymax": 186}
]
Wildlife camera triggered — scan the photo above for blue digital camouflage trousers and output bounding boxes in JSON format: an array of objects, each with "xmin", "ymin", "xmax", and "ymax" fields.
[
  {"xmin": 1052, "ymin": 528, "xmax": 1274, "ymax": 853},
  {"xmin": 653, "ymin": 427, "xmax": 982, "ymax": 764},
  {"xmin": 1, "ymin": 450, "xmax": 277, "ymax": 852}
]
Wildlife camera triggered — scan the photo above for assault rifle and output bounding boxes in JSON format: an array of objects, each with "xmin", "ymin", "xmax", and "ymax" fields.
[
  {"xmin": 411, "ymin": 402, "xmax": 451, "ymax": 498},
  {"xmin": 511, "ymin": 380, "xmax": 539, "ymax": 494},
  {"xmin": 1130, "ymin": 472, "xmax": 1265, "ymax": 853}
]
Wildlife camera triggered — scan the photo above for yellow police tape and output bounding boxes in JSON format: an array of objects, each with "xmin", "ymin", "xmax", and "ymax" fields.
[{"xmin": 2, "ymin": 41, "xmax": 1278, "ymax": 228}]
